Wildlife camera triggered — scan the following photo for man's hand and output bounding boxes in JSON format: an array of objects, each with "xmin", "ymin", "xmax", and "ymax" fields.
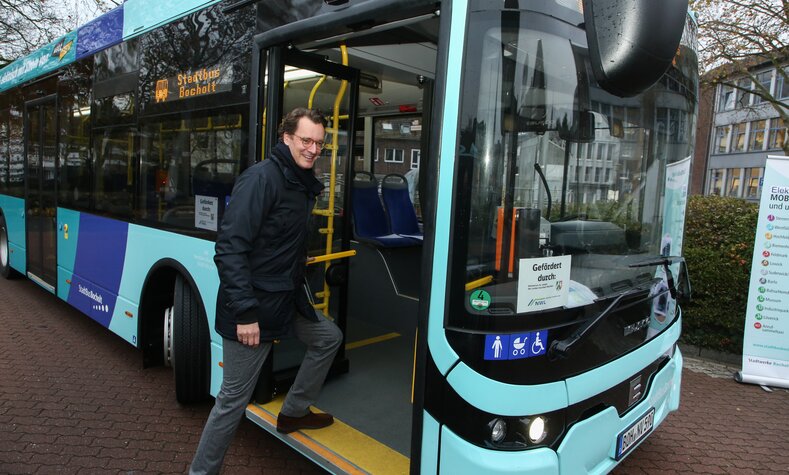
[{"xmin": 237, "ymin": 322, "xmax": 260, "ymax": 347}]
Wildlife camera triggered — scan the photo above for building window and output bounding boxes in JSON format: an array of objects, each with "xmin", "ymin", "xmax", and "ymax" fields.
[
  {"xmin": 778, "ymin": 67, "xmax": 789, "ymax": 100},
  {"xmin": 605, "ymin": 168, "xmax": 611, "ymax": 183},
  {"xmin": 769, "ymin": 118, "xmax": 786, "ymax": 150},
  {"xmin": 384, "ymin": 148, "xmax": 404, "ymax": 163},
  {"xmin": 710, "ymin": 169, "xmax": 724, "ymax": 195},
  {"xmin": 744, "ymin": 168, "xmax": 763, "ymax": 199},
  {"xmin": 753, "ymin": 71, "xmax": 772, "ymax": 104},
  {"xmin": 410, "ymin": 149, "xmax": 420, "ymax": 169},
  {"xmin": 731, "ymin": 123, "xmax": 747, "ymax": 152},
  {"xmin": 715, "ymin": 125, "xmax": 731, "ymax": 153},
  {"xmin": 584, "ymin": 166, "xmax": 592, "ymax": 182},
  {"xmin": 725, "ymin": 168, "xmax": 741, "ymax": 197},
  {"xmin": 719, "ymin": 85, "xmax": 735, "ymax": 111},
  {"xmin": 750, "ymin": 120, "xmax": 766, "ymax": 151},
  {"xmin": 735, "ymin": 79, "xmax": 750, "ymax": 109}
]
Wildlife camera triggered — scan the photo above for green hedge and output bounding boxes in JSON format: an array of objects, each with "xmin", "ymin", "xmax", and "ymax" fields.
[{"xmin": 681, "ymin": 195, "xmax": 759, "ymax": 354}]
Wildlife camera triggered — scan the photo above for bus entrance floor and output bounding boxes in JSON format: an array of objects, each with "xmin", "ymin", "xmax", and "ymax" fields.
[{"xmin": 1, "ymin": 276, "xmax": 787, "ymax": 474}]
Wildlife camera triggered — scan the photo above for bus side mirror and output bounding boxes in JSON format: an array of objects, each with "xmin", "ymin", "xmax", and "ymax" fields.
[
  {"xmin": 582, "ymin": 0, "xmax": 688, "ymax": 97},
  {"xmin": 677, "ymin": 261, "xmax": 692, "ymax": 303}
]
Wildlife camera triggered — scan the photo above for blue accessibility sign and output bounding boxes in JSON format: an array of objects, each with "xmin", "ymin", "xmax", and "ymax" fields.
[
  {"xmin": 484, "ymin": 334, "xmax": 510, "ymax": 360},
  {"xmin": 484, "ymin": 331, "xmax": 549, "ymax": 361}
]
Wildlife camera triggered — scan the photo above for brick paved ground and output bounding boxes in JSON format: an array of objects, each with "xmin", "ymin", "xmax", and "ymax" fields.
[{"xmin": 1, "ymin": 276, "xmax": 788, "ymax": 474}]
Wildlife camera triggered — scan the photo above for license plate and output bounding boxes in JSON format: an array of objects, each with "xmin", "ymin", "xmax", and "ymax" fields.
[{"xmin": 616, "ymin": 408, "xmax": 655, "ymax": 460}]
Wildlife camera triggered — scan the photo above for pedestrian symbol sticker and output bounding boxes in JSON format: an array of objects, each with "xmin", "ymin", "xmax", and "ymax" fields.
[
  {"xmin": 470, "ymin": 290, "xmax": 491, "ymax": 311},
  {"xmin": 484, "ymin": 334, "xmax": 510, "ymax": 360}
]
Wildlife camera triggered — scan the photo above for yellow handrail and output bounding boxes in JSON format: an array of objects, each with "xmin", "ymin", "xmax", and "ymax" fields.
[
  {"xmin": 465, "ymin": 275, "xmax": 494, "ymax": 291},
  {"xmin": 317, "ymin": 44, "xmax": 350, "ymax": 318},
  {"xmin": 308, "ymin": 76, "xmax": 327, "ymax": 109},
  {"xmin": 306, "ymin": 250, "xmax": 356, "ymax": 265}
]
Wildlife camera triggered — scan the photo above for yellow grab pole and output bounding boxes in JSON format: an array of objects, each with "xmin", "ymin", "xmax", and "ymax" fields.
[
  {"xmin": 318, "ymin": 45, "xmax": 349, "ymax": 317},
  {"xmin": 308, "ymin": 76, "xmax": 327, "ymax": 109}
]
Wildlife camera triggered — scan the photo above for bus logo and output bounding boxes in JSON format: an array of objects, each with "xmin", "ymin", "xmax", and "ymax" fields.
[
  {"xmin": 51, "ymin": 38, "xmax": 73, "ymax": 61},
  {"xmin": 156, "ymin": 79, "xmax": 169, "ymax": 102}
]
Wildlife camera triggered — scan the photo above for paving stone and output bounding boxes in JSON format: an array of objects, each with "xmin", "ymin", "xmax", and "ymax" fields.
[{"xmin": 2, "ymin": 277, "xmax": 787, "ymax": 474}]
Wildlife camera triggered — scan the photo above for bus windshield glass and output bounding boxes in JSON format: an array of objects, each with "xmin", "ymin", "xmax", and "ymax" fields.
[{"xmin": 447, "ymin": 5, "xmax": 697, "ymax": 376}]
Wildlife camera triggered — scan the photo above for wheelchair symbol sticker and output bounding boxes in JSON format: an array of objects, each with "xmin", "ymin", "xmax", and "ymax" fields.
[{"xmin": 530, "ymin": 330, "xmax": 547, "ymax": 356}]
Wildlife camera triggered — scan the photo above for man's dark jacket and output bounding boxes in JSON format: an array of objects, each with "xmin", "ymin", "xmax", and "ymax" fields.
[{"xmin": 214, "ymin": 142, "xmax": 323, "ymax": 341}]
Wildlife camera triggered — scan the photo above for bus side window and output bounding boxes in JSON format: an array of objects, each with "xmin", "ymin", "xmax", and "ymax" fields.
[
  {"xmin": 93, "ymin": 125, "xmax": 137, "ymax": 218},
  {"xmin": 0, "ymin": 107, "xmax": 8, "ymax": 195},
  {"xmin": 139, "ymin": 111, "xmax": 244, "ymax": 232}
]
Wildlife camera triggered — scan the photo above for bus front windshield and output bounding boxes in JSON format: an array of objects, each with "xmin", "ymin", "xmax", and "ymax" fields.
[{"xmin": 447, "ymin": 5, "xmax": 697, "ymax": 377}]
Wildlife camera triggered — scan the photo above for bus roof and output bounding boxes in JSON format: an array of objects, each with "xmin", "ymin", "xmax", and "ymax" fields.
[{"xmin": 0, "ymin": 0, "xmax": 222, "ymax": 93}]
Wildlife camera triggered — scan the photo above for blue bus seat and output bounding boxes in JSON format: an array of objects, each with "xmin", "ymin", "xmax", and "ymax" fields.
[
  {"xmin": 351, "ymin": 171, "xmax": 418, "ymax": 247},
  {"xmin": 381, "ymin": 174, "xmax": 423, "ymax": 241}
]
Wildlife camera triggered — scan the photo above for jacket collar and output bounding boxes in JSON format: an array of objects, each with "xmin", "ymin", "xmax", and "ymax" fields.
[{"xmin": 270, "ymin": 142, "xmax": 324, "ymax": 197}]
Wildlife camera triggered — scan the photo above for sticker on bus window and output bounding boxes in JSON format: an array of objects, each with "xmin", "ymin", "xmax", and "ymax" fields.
[
  {"xmin": 484, "ymin": 331, "xmax": 549, "ymax": 361},
  {"xmin": 469, "ymin": 289, "xmax": 491, "ymax": 311},
  {"xmin": 195, "ymin": 195, "xmax": 218, "ymax": 231},
  {"xmin": 517, "ymin": 255, "xmax": 571, "ymax": 313}
]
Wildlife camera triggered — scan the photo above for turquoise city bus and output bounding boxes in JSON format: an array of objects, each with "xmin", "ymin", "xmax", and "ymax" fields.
[{"xmin": 0, "ymin": 0, "xmax": 696, "ymax": 473}]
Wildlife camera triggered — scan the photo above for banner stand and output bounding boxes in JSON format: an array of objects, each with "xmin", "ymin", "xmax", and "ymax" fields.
[{"xmin": 737, "ymin": 155, "xmax": 789, "ymax": 389}]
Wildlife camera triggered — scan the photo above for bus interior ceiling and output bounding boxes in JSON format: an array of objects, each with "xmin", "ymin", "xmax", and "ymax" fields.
[{"xmin": 285, "ymin": 20, "xmax": 438, "ymax": 457}]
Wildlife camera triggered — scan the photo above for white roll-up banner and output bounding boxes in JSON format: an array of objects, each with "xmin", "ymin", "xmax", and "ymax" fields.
[{"xmin": 737, "ymin": 155, "xmax": 789, "ymax": 389}]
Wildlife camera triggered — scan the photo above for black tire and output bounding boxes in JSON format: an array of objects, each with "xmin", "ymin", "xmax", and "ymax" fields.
[
  {"xmin": 172, "ymin": 273, "xmax": 211, "ymax": 404},
  {"xmin": 0, "ymin": 214, "xmax": 19, "ymax": 280}
]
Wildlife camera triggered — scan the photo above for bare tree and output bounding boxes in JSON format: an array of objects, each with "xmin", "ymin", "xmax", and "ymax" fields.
[
  {"xmin": 0, "ymin": 0, "xmax": 118, "ymax": 69},
  {"xmin": 692, "ymin": 0, "xmax": 789, "ymax": 154}
]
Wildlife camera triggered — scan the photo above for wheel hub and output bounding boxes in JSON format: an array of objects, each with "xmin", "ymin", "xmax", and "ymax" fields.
[
  {"xmin": 0, "ymin": 225, "xmax": 8, "ymax": 269},
  {"xmin": 163, "ymin": 306, "xmax": 174, "ymax": 367}
]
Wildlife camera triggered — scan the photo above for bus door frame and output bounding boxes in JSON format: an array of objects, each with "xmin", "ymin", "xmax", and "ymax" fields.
[
  {"xmin": 249, "ymin": 41, "xmax": 360, "ymax": 397},
  {"xmin": 23, "ymin": 94, "xmax": 59, "ymax": 292},
  {"xmin": 248, "ymin": 3, "xmax": 444, "ymax": 471}
]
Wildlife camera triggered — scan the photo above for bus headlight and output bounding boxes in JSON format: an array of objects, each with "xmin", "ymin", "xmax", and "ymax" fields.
[
  {"xmin": 527, "ymin": 416, "xmax": 547, "ymax": 444},
  {"xmin": 489, "ymin": 418, "xmax": 507, "ymax": 443}
]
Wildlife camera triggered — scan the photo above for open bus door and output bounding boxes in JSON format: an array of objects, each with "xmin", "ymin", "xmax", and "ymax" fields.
[
  {"xmin": 24, "ymin": 96, "xmax": 58, "ymax": 292},
  {"xmin": 242, "ymin": 2, "xmax": 441, "ymax": 472},
  {"xmin": 259, "ymin": 44, "xmax": 359, "ymax": 389}
]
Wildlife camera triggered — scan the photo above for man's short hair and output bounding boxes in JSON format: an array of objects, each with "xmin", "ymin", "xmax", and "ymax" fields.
[{"xmin": 278, "ymin": 108, "xmax": 328, "ymax": 138}]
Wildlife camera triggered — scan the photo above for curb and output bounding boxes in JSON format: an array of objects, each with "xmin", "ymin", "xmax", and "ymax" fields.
[{"xmin": 679, "ymin": 342, "xmax": 741, "ymax": 366}]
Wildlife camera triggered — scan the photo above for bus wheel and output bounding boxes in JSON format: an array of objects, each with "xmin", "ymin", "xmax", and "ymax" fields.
[
  {"xmin": 0, "ymin": 214, "xmax": 18, "ymax": 279},
  {"xmin": 164, "ymin": 273, "xmax": 210, "ymax": 404}
]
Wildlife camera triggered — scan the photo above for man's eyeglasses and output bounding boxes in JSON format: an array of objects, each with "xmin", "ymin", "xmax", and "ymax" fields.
[{"xmin": 292, "ymin": 134, "xmax": 325, "ymax": 150}]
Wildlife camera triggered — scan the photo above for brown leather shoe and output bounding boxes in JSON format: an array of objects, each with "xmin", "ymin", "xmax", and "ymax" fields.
[{"xmin": 276, "ymin": 410, "xmax": 334, "ymax": 434}]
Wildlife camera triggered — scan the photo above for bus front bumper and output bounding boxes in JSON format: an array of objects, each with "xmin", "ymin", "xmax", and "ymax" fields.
[{"xmin": 436, "ymin": 348, "xmax": 683, "ymax": 474}]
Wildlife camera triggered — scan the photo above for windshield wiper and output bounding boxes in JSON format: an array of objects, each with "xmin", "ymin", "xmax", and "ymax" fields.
[
  {"xmin": 627, "ymin": 256, "xmax": 687, "ymax": 299},
  {"xmin": 534, "ymin": 162, "xmax": 552, "ymax": 220},
  {"xmin": 548, "ymin": 286, "xmax": 653, "ymax": 359}
]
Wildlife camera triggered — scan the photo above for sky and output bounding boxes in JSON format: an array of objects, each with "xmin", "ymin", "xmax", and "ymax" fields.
[{"xmin": 54, "ymin": 0, "xmax": 120, "ymax": 31}]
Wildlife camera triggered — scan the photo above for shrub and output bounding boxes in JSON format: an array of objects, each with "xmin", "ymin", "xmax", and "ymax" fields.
[{"xmin": 681, "ymin": 195, "xmax": 758, "ymax": 354}]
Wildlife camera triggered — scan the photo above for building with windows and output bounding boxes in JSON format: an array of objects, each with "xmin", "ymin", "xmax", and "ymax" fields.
[{"xmin": 693, "ymin": 60, "xmax": 788, "ymax": 201}]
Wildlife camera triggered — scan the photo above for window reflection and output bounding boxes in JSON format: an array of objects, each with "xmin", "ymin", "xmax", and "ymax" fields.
[
  {"xmin": 453, "ymin": 11, "xmax": 697, "ymax": 318},
  {"xmin": 139, "ymin": 109, "xmax": 245, "ymax": 231}
]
